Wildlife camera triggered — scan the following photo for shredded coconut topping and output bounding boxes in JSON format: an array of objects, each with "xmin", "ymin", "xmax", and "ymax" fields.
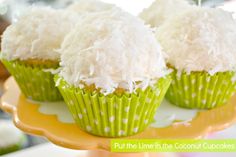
[
  {"xmin": 139, "ymin": 0, "xmax": 192, "ymax": 28},
  {"xmin": 156, "ymin": 7, "xmax": 236, "ymax": 74},
  {"xmin": 67, "ymin": 0, "xmax": 115, "ymax": 13},
  {"xmin": 1, "ymin": 7, "xmax": 79, "ymax": 61},
  {"xmin": 0, "ymin": 120, "xmax": 24, "ymax": 148},
  {"xmin": 59, "ymin": 8, "xmax": 168, "ymax": 94}
]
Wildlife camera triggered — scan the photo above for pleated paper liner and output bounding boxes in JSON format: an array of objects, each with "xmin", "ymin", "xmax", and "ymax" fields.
[
  {"xmin": 1, "ymin": 59, "xmax": 63, "ymax": 101},
  {"xmin": 55, "ymin": 75, "xmax": 172, "ymax": 137},
  {"xmin": 166, "ymin": 71, "xmax": 236, "ymax": 109},
  {"xmin": 0, "ymin": 144, "xmax": 22, "ymax": 155},
  {"xmin": 0, "ymin": 136, "xmax": 27, "ymax": 155}
]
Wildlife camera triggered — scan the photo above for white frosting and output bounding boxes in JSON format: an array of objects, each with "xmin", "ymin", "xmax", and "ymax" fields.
[
  {"xmin": 139, "ymin": 0, "xmax": 192, "ymax": 27},
  {"xmin": 1, "ymin": 7, "xmax": 79, "ymax": 61},
  {"xmin": 0, "ymin": 120, "xmax": 24, "ymax": 148},
  {"xmin": 59, "ymin": 8, "xmax": 168, "ymax": 94},
  {"xmin": 151, "ymin": 99, "xmax": 199, "ymax": 128},
  {"xmin": 156, "ymin": 7, "xmax": 236, "ymax": 74},
  {"xmin": 28, "ymin": 99, "xmax": 74, "ymax": 124},
  {"xmin": 67, "ymin": 0, "xmax": 115, "ymax": 13}
]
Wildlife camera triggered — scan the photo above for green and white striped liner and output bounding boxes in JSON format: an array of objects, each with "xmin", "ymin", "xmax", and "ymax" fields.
[
  {"xmin": 0, "ymin": 144, "xmax": 22, "ymax": 155},
  {"xmin": 1, "ymin": 59, "xmax": 63, "ymax": 101},
  {"xmin": 55, "ymin": 75, "xmax": 172, "ymax": 137},
  {"xmin": 166, "ymin": 71, "xmax": 236, "ymax": 109},
  {"xmin": 0, "ymin": 135, "xmax": 27, "ymax": 155}
]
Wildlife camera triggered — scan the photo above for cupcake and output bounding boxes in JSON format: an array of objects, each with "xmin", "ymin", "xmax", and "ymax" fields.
[
  {"xmin": 139, "ymin": 0, "xmax": 192, "ymax": 28},
  {"xmin": 0, "ymin": 17, "xmax": 10, "ymax": 79},
  {"xmin": 67, "ymin": 0, "xmax": 115, "ymax": 13},
  {"xmin": 0, "ymin": 120, "xmax": 27, "ymax": 155},
  {"xmin": 156, "ymin": 7, "xmax": 236, "ymax": 109},
  {"xmin": 1, "ymin": 7, "xmax": 78, "ymax": 101},
  {"xmin": 55, "ymin": 8, "xmax": 171, "ymax": 137}
]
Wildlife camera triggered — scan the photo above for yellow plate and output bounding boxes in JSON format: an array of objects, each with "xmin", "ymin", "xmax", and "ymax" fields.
[{"xmin": 1, "ymin": 77, "xmax": 236, "ymax": 151}]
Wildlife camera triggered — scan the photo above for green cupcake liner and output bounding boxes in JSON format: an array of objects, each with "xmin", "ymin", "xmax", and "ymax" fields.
[
  {"xmin": 1, "ymin": 59, "xmax": 63, "ymax": 101},
  {"xmin": 55, "ymin": 75, "xmax": 172, "ymax": 137},
  {"xmin": 0, "ymin": 135, "xmax": 27, "ymax": 155},
  {"xmin": 166, "ymin": 71, "xmax": 236, "ymax": 109},
  {"xmin": 0, "ymin": 144, "xmax": 22, "ymax": 155}
]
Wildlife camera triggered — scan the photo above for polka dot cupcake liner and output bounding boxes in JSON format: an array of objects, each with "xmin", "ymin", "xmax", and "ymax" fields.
[
  {"xmin": 0, "ymin": 145, "xmax": 21, "ymax": 155},
  {"xmin": 55, "ymin": 75, "xmax": 172, "ymax": 137},
  {"xmin": 1, "ymin": 59, "xmax": 63, "ymax": 101},
  {"xmin": 166, "ymin": 71, "xmax": 236, "ymax": 109},
  {"xmin": 0, "ymin": 136, "xmax": 27, "ymax": 155},
  {"xmin": 0, "ymin": 144, "xmax": 22, "ymax": 155}
]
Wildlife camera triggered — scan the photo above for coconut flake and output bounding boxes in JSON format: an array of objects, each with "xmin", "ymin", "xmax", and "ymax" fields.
[
  {"xmin": 156, "ymin": 7, "xmax": 236, "ymax": 73},
  {"xmin": 59, "ymin": 8, "xmax": 169, "ymax": 94},
  {"xmin": 0, "ymin": 120, "xmax": 25, "ymax": 148},
  {"xmin": 139, "ymin": 0, "xmax": 192, "ymax": 28},
  {"xmin": 1, "ymin": 7, "xmax": 79, "ymax": 61}
]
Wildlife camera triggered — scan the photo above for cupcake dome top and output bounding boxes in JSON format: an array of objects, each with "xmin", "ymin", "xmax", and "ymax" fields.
[
  {"xmin": 156, "ymin": 7, "xmax": 236, "ymax": 74},
  {"xmin": 139, "ymin": 0, "xmax": 192, "ymax": 27},
  {"xmin": 59, "ymin": 8, "xmax": 168, "ymax": 94},
  {"xmin": 67, "ymin": 0, "xmax": 115, "ymax": 13},
  {"xmin": 1, "ymin": 7, "xmax": 78, "ymax": 61}
]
